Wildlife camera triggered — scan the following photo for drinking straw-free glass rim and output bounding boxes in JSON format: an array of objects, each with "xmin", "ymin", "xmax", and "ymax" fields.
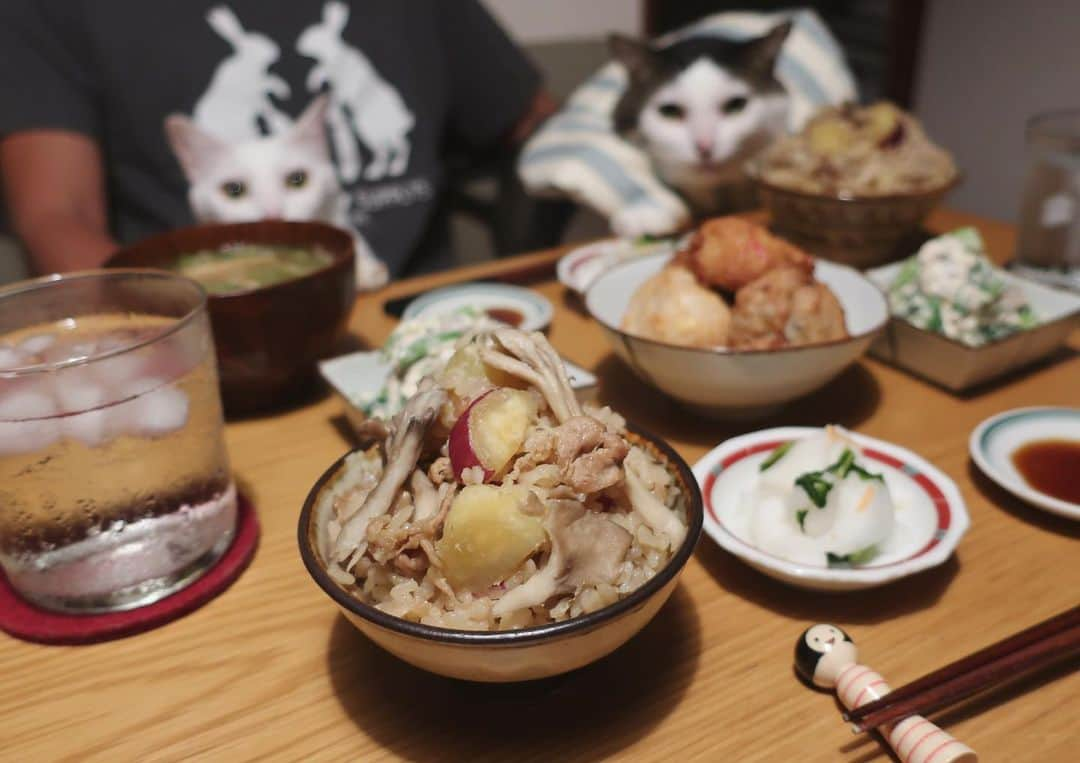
[{"xmin": 0, "ymin": 268, "xmax": 207, "ymax": 378}]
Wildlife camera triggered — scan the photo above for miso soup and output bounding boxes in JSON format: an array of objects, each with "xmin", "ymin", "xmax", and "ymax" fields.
[{"xmin": 172, "ymin": 244, "xmax": 334, "ymax": 295}]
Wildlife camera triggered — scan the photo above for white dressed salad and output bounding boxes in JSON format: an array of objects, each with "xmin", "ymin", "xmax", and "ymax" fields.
[
  {"xmin": 887, "ymin": 228, "xmax": 1038, "ymax": 346},
  {"xmin": 359, "ymin": 307, "xmax": 500, "ymax": 421}
]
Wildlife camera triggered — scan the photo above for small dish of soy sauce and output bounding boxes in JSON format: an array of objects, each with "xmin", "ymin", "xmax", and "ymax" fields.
[
  {"xmin": 970, "ymin": 407, "xmax": 1080, "ymax": 520},
  {"xmin": 401, "ymin": 283, "xmax": 553, "ymax": 333}
]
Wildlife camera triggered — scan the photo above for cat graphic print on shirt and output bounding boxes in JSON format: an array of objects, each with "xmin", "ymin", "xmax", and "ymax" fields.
[
  {"xmin": 193, "ymin": 6, "xmax": 294, "ymax": 140},
  {"xmin": 171, "ymin": 2, "xmax": 419, "ymax": 287},
  {"xmin": 297, "ymin": 2, "xmax": 415, "ymax": 182},
  {"xmin": 0, "ymin": 0, "xmax": 542, "ymax": 276},
  {"xmin": 166, "ymin": 94, "xmax": 388, "ymax": 289}
]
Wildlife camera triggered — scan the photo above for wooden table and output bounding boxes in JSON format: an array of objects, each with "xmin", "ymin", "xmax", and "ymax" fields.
[{"xmin": 3, "ymin": 210, "xmax": 1078, "ymax": 762}]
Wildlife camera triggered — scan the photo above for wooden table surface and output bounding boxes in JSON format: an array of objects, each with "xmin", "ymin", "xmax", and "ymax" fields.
[{"xmin": 3, "ymin": 209, "xmax": 1078, "ymax": 762}]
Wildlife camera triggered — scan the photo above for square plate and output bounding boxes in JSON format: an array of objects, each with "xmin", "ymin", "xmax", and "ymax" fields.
[{"xmin": 865, "ymin": 263, "xmax": 1080, "ymax": 391}]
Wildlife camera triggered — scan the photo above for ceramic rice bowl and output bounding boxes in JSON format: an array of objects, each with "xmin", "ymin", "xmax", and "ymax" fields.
[{"xmin": 298, "ymin": 429, "xmax": 703, "ymax": 683}]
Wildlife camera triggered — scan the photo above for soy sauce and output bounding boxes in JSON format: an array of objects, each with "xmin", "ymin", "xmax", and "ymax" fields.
[
  {"xmin": 485, "ymin": 307, "xmax": 525, "ymax": 327},
  {"xmin": 1011, "ymin": 439, "xmax": 1080, "ymax": 504}
]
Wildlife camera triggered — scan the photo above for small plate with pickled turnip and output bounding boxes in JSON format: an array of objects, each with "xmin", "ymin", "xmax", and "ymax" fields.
[{"xmin": 693, "ymin": 426, "xmax": 969, "ymax": 591}]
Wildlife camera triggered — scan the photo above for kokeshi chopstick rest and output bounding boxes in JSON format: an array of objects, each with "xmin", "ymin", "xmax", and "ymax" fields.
[{"xmin": 795, "ymin": 624, "xmax": 977, "ymax": 763}]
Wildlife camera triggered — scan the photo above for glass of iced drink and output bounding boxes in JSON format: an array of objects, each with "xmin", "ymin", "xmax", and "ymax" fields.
[
  {"xmin": 0, "ymin": 270, "xmax": 236, "ymax": 612},
  {"xmin": 1014, "ymin": 109, "xmax": 1080, "ymax": 290}
]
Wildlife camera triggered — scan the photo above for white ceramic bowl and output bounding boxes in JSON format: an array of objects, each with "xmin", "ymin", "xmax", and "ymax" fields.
[
  {"xmin": 299, "ymin": 430, "xmax": 703, "ymax": 682},
  {"xmin": 585, "ymin": 253, "xmax": 888, "ymax": 418},
  {"xmin": 970, "ymin": 407, "xmax": 1080, "ymax": 521},
  {"xmin": 693, "ymin": 427, "xmax": 970, "ymax": 591}
]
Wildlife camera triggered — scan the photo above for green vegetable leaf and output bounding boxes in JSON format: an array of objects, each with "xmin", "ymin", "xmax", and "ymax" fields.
[
  {"xmin": 759, "ymin": 442, "xmax": 793, "ymax": 472},
  {"xmin": 951, "ymin": 226, "xmax": 985, "ymax": 252},
  {"xmin": 795, "ymin": 472, "xmax": 832, "ymax": 508},
  {"xmin": 826, "ymin": 545, "xmax": 879, "ymax": 568},
  {"xmin": 796, "ymin": 509, "xmax": 808, "ymax": 533},
  {"xmin": 823, "ymin": 448, "xmax": 883, "ymax": 482},
  {"xmin": 794, "ymin": 449, "xmax": 882, "ymax": 512},
  {"xmin": 890, "ymin": 257, "xmax": 920, "ymax": 289},
  {"xmin": 1017, "ymin": 305, "xmax": 1039, "ymax": 328},
  {"xmin": 926, "ymin": 297, "xmax": 943, "ymax": 333},
  {"xmin": 826, "ymin": 449, "xmax": 856, "ymax": 476},
  {"xmin": 850, "ymin": 545, "xmax": 880, "ymax": 565}
]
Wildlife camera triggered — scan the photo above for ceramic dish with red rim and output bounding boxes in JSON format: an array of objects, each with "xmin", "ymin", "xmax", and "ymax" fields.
[{"xmin": 693, "ymin": 426, "xmax": 970, "ymax": 591}]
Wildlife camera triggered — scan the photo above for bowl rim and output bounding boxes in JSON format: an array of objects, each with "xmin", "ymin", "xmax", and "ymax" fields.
[
  {"xmin": 297, "ymin": 424, "xmax": 703, "ymax": 646},
  {"xmin": 106, "ymin": 220, "xmax": 356, "ymax": 301},
  {"xmin": 745, "ymin": 161, "xmax": 960, "ymax": 204},
  {"xmin": 584, "ymin": 252, "xmax": 889, "ymax": 357},
  {"xmin": 693, "ymin": 426, "xmax": 971, "ymax": 588}
]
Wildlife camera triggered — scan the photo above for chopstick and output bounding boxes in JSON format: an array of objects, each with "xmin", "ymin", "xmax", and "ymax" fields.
[{"xmin": 844, "ymin": 604, "xmax": 1080, "ymax": 732}]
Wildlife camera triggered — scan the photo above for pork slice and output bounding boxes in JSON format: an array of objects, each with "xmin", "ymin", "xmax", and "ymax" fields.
[{"xmin": 552, "ymin": 511, "xmax": 632, "ymax": 589}]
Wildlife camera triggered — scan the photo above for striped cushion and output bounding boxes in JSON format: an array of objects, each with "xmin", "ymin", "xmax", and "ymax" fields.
[{"xmin": 518, "ymin": 9, "xmax": 857, "ymax": 226}]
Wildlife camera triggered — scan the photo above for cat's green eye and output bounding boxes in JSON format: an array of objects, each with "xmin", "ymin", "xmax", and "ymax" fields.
[
  {"xmin": 221, "ymin": 180, "xmax": 247, "ymax": 199},
  {"xmin": 657, "ymin": 102, "xmax": 685, "ymax": 120},
  {"xmin": 722, "ymin": 96, "xmax": 749, "ymax": 115},
  {"xmin": 285, "ymin": 170, "xmax": 308, "ymax": 189}
]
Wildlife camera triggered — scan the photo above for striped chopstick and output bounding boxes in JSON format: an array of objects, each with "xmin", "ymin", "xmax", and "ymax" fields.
[{"xmin": 844, "ymin": 604, "xmax": 1080, "ymax": 732}]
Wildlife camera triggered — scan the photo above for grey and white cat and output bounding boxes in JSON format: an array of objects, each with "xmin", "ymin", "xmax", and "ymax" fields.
[
  {"xmin": 165, "ymin": 95, "xmax": 388, "ymax": 289},
  {"xmin": 610, "ymin": 23, "xmax": 791, "ymax": 230}
]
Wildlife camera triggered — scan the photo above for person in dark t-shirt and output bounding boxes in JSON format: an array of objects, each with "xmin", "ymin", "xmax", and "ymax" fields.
[{"xmin": 0, "ymin": 0, "xmax": 554, "ymax": 277}]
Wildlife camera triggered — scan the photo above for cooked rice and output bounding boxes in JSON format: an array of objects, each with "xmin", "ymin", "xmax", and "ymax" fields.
[{"xmin": 320, "ymin": 417, "xmax": 686, "ymax": 631}]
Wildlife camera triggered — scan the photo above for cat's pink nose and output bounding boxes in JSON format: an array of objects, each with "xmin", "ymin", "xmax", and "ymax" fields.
[{"xmin": 695, "ymin": 140, "xmax": 714, "ymax": 160}]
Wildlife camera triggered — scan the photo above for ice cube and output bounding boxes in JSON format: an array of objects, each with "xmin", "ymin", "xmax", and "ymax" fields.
[
  {"xmin": 18, "ymin": 333, "xmax": 56, "ymax": 358},
  {"xmin": 92, "ymin": 351, "xmax": 146, "ymax": 390},
  {"xmin": 120, "ymin": 375, "xmax": 167, "ymax": 399},
  {"xmin": 53, "ymin": 370, "xmax": 109, "ymax": 414},
  {"xmin": 128, "ymin": 385, "xmax": 189, "ymax": 437},
  {"xmin": 63, "ymin": 408, "xmax": 111, "ymax": 448},
  {"xmin": 0, "ymin": 387, "xmax": 57, "ymax": 420},
  {"xmin": 41, "ymin": 339, "xmax": 98, "ymax": 367},
  {"xmin": 0, "ymin": 389, "xmax": 60, "ymax": 455},
  {"xmin": 0, "ymin": 345, "xmax": 25, "ymax": 370}
]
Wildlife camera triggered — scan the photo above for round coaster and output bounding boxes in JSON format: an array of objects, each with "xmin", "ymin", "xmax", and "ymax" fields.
[{"xmin": 0, "ymin": 493, "xmax": 259, "ymax": 645}]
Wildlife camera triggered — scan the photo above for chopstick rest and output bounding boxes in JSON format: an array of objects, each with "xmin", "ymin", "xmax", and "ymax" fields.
[{"xmin": 795, "ymin": 624, "xmax": 977, "ymax": 763}]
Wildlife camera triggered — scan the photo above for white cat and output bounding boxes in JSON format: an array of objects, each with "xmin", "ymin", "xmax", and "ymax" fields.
[
  {"xmin": 165, "ymin": 95, "xmax": 388, "ymax": 290},
  {"xmin": 610, "ymin": 23, "xmax": 791, "ymax": 233},
  {"xmin": 296, "ymin": 1, "xmax": 415, "ymax": 182},
  {"xmin": 194, "ymin": 5, "xmax": 293, "ymax": 140}
]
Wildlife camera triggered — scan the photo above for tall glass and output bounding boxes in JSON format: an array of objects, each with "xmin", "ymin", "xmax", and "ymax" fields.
[
  {"xmin": 1014, "ymin": 109, "xmax": 1080, "ymax": 290},
  {"xmin": 0, "ymin": 270, "xmax": 235, "ymax": 613}
]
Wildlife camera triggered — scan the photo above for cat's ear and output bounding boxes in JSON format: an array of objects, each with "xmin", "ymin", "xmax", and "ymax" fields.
[
  {"xmin": 164, "ymin": 115, "xmax": 228, "ymax": 182},
  {"xmin": 286, "ymin": 95, "xmax": 331, "ymax": 159},
  {"xmin": 608, "ymin": 34, "xmax": 663, "ymax": 82},
  {"xmin": 743, "ymin": 20, "xmax": 792, "ymax": 75}
]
